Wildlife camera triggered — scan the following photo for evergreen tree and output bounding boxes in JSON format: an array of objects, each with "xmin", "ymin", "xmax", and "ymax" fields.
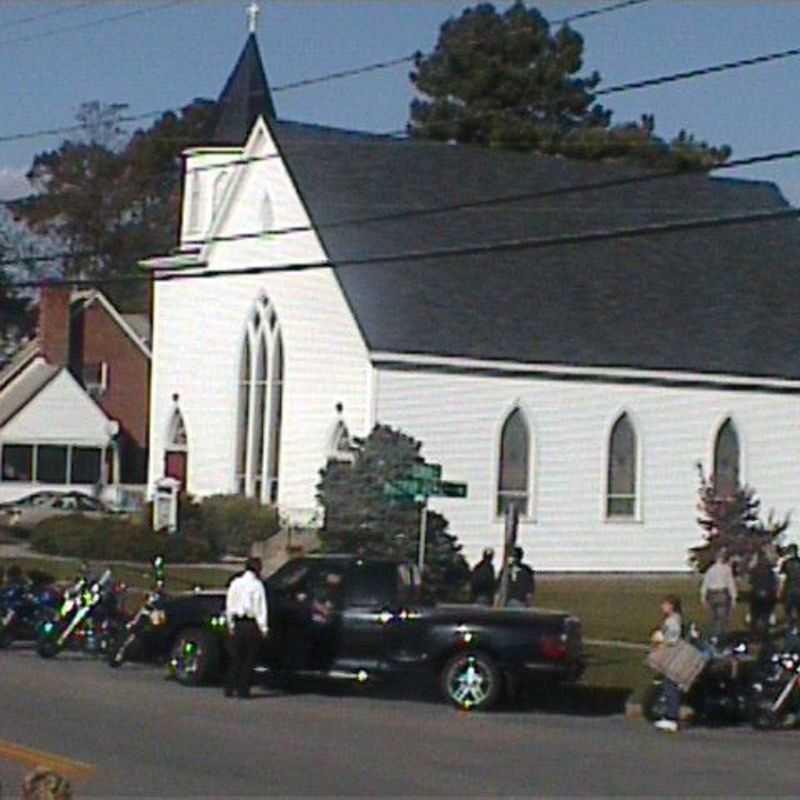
[
  {"xmin": 410, "ymin": 1, "xmax": 730, "ymax": 169},
  {"xmin": 317, "ymin": 424, "xmax": 470, "ymax": 600},
  {"xmin": 690, "ymin": 463, "xmax": 790, "ymax": 573}
]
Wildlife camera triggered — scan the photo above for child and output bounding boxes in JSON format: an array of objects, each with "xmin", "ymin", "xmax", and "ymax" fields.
[{"xmin": 651, "ymin": 594, "xmax": 683, "ymax": 733}]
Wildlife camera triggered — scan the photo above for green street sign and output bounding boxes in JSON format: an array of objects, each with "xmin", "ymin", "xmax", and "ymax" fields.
[
  {"xmin": 384, "ymin": 479, "xmax": 427, "ymax": 501},
  {"xmin": 434, "ymin": 481, "xmax": 468, "ymax": 498},
  {"xmin": 410, "ymin": 462, "xmax": 442, "ymax": 482}
]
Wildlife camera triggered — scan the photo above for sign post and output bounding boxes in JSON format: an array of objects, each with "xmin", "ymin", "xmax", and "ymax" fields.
[
  {"xmin": 495, "ymin": 504, "xmax": 519, "ymax": 608},
  {"xmin": 383, "ymin": 462, "xmax": 468, "ymax": 579}
]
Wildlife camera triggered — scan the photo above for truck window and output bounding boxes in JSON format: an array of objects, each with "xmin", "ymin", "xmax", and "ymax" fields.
[
  {"xmin": 344, "ymin": 563, "xmax": 398, "ymax": 607},
  {"xmin": 269, "ymin": 560, "xmax": 311, "ymax": 592}
]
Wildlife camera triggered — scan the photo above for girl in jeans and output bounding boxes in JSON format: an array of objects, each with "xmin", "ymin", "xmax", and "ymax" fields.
[{"xmin": 651, "ymin": 594, "xmax": 683, "ymax": 732}]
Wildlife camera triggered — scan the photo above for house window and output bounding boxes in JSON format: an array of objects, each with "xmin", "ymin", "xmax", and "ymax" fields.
[
  {"xmin": 71, "ymin": 447, "xmax": 102, "ymax": 484},
  {"xmin": 187, "ymin": 172, "xmax": 202, "ymax": 233},
  {"xmin": 37, "ymin": 445, "xmax": 68, "ymax": 484},
  {"xmin": 497, "ymin": 407, "xmax": 530, "ymax": 516},
  {"xmin": 606, "ymin": 413, "xmax": 637, "ymax": 518},
  {"xmin": 1, "ymin": 445, "xmax": 33, "ymax": 482},
  {"xmin": 714, "ymin": 418, "xmax": 740, "ymax": 498},
  {"xmin": 235, "ymin": 297, "xmax": 284, "ymax": 503}
]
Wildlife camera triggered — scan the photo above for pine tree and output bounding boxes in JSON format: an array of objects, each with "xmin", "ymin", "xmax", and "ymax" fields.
[
  {"xmin": 690, "ymin": 463, "xmax": 790, "ymax": 573},
  {"xmin": 316, "ymin": 424, "xmax": 470, "ymax": 600}
]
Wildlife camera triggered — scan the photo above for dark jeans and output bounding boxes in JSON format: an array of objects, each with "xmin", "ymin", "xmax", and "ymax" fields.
[
  {"xmin": 706, "ymin": 589, "xmax": 732, "ymax": 641},
  {"xmin": 785, "ymin": 592, "xmax": 800, "ymax": 627},
  {"xmin": 225, "ymin": 619, "xmax": 262, "ymax": 698},
  {"xmin": 750, "ymin": 597, "xmax": 776, "ymax": 640},
  {"xmin": 663, "ymin": 678, "xmax": 681, "ymax": 722}
]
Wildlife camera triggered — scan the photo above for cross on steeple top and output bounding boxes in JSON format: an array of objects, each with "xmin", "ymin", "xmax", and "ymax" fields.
[{"xmin": 246, "ymin": 1, "xmax": 260, "ymax": 34}]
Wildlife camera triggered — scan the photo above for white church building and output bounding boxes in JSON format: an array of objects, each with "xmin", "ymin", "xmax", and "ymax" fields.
[{"xmin": 145, "ymin": 24, "xmax": 800, "ymax": 571}]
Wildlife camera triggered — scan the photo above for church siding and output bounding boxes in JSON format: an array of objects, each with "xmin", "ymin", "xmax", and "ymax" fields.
[
  {"xmin": 148, "ymin": 120, "xmax": 371, "ymax": 519},
  {"xmin": 373, "ymin": 366, "xmax": 800, "ymax": 571}
]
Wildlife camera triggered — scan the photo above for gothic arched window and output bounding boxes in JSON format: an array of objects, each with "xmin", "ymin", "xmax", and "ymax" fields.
[
  {"xmin": 606, "ymin": 413, "xmax": 637, "ymax": 518},
  {"xmin": 497, "ymin": 407, "xmax": 530, "ymax": 516},
  {"xmin": 235, "ymin": 297, "xmax": 284, "ymax": 503},
  {"xmin": 164, "ymin": 407, "xmax": 188, "ymax": 489},
  {"xmin": 714, "ymin": 418, "xmax": 740, "ymax": 498}
]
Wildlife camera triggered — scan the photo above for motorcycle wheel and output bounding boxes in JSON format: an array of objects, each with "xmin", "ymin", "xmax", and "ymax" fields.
[
  {"xmin": 107, "ymin": 630, "xmax": 137, "ymax": 668},
  {"xmin": 751, "ymin": 702, "xmax": 781, "ymax": 730},
  {"xmin": 169, "ymin": 628, "xmax": 219, "ymax": 687},
  {"xmin": 0, "ymin": 627, "xmax": 13, "ymax": 649},
  {"xmin": 36, "ymin": 633, "xmax": 61, "ymax": 659}
]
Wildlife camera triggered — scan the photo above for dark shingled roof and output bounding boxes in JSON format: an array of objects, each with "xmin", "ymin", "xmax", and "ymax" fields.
[
  {"xmin": 212, "ymin": 34, "xmax": 276, "ymax": 145},
  {"xmin": 265, "ymin": 119, "xmax": 800, "ymax": 382}
]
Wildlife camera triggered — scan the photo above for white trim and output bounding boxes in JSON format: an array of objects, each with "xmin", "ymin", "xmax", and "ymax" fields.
[
  {"xmin": 78, "ymin": 291, "xmax": 151, "ymax": 359},
  {"xmin": 370, "ymin": 351, "xmax": 800, "ymax": 392},
  {"xmin": 602, "ymin": 408, "xmax": 643, "ymax": 524}
]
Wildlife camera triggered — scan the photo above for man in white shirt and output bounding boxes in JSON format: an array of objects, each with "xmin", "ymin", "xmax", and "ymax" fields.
[
  {"xmin": 700, "ymin": 549, "xmax": 737, "ymax": 642},
  {"xmin": 225, "ymin": 557, "xmax": 268, "ymax": 699}
]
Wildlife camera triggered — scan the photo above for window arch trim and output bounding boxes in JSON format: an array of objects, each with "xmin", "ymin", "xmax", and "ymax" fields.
[
  {"xmin": 711, "ymin": 414, "xmax": 743, "ymax": 499},
  {"xmin": 494, "ymin": 402, "xmax": 535, "ymax": 521},
  {"xmin": 603, "ymin": 409, "xmax": 642, "ymax": 522}
]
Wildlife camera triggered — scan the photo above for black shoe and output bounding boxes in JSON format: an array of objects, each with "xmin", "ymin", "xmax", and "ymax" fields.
[{"xmin": 224, "ymin": 689, "xmax": 235, "ymax": 698}]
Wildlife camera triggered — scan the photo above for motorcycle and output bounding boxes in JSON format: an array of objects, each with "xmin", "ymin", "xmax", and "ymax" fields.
[
  {"xmin": 37, "ymin": 569, "xmax": 126, "ymax": 659},
  {"xmin": 107, "ymin": 557, "xmax": 168, "ymax": 668},
  {"xmin": 643, "ymin": 628, "xmax": 756, "ymax": 725},
  {"xmin": 0, "ymin": 581, "xmax": 61, "ymax": 648},
  {"xmin": 750, "ymin": 647, "xmax": 800, "ymax": 730}
]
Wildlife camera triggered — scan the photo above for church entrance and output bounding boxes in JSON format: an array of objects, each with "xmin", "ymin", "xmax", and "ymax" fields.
[{"xmin": 164, "ymin": 408, "xmax": 188, "ymax": 490}]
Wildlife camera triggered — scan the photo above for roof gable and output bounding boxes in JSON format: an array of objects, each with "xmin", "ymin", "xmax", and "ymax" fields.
[{"xmin": 73, "ymin": 291, "xmax": 151, "ymax": 358}]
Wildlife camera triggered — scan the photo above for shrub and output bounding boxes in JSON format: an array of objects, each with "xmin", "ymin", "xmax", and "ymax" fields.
[
  {"xmin": 29, "ymin": 515, "xmax": 215, "ymax": 563},
  {"xmin": 180, "ymin": 494, "xmax": 281, "ymax": 558}
]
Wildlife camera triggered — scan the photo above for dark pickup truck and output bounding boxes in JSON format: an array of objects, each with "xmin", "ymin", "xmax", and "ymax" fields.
[{"xmin": 139, "ymin": 554, "xmax": 584, "ymax": 711}]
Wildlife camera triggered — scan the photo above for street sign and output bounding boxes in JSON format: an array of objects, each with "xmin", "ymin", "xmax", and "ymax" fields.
[
  {"xmin": 383, "ymin": 479, "xmax": 427, "ymax": 502},
  {"xmin": 410, "ymin": 462, "xmax": 442, "ymax": 482},
  {"xmin": 435, "ymin": 481, "xmax": 468, "ymax": 498}
]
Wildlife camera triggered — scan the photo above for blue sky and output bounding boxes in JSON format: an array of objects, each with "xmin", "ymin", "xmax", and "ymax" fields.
[{"xmin": 1, "ymin": 0, "xmax": 800, "ymax": 204}]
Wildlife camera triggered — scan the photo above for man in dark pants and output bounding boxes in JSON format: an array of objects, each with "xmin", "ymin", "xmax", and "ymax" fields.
[
  {"xmin": 781, "ymin": 544, "xmax": 800, "ymax": 628},
  {"xmin": 224, "ymin": 557, "xmax": 268, "ymax": 699},
  {"xmin": 470, "ymin": 548, "xmax": 496, "ymax": 605}
]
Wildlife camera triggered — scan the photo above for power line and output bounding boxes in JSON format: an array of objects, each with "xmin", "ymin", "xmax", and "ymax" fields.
[
  {"xmin": 552, "ymin": 0, "xmax": 654, "ymax": 26},
  {"xmin": 272, "ymin": 55, "xmax": 416, "ymax": 93},
  {"xmin": 5, "ymin": 205, "xmax": 800, "ymax": 291},
  {"xmin": 4, "ymin": 143, "xmax": 799, "ymax": 267},
  {"xmin": 0, "ymin": 1, "xmax": 104, "ymax": 31},
  {"xmin": 0, "ymin": 0, "xmax": 192, "ymax": 48},
  {"xmin": 597, "ymin": 44, "xmax": 800, "ymax": 96}
]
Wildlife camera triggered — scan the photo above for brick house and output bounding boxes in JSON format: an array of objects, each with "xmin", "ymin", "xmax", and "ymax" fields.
[{"xmin": 0, "ymin": 286, "xmax": 150, "ymax": 504}]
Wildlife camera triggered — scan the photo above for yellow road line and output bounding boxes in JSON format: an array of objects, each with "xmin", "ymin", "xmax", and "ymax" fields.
[{"xmin": 0, "ymin": 739, "xmax": 95, "ymax": 781}]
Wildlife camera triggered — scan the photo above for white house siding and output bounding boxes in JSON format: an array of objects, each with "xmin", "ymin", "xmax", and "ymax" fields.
[
  {"xmin": 373, "ymin": 366, "xmax": 800, "ymax": 571},
  {"xmin": 0, "ymin": 370, "xmax": 114, "ymax": 504},
  {"xmin": 148, "ymin": 122, "xmax": 371, "ymax": 520}
]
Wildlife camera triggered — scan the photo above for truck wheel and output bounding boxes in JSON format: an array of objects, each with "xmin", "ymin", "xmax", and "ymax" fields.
[
  {"xmin": 441, "ymin": 651, "xmax": 502, "ymax": 712},
  {"xmin": 751, "ymin": 702, "xmax": 780, "ymax": 730},
  {"xmin": 170, "ymin": 628, "xmax": 218, "ymax": 686}
]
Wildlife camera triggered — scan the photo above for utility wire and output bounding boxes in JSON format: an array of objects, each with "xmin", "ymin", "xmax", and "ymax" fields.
[
  {"xmin": 4, "ymin": 144, "xmax": 800, "ymax": 267},
  {"xmin": 5, "ymin": 205, "xmax": 800, "ymax": 291},
  {"xmin": 0, "ymin": 0, "xmax": 192, "ymax": 48},
  {"xmin": 597, "ymin": 44, "xmax": 800, "ymax": 96},
  {"xmin": 552, "ymin": 0, "xmax": 653, "ymax": 26},
  {"xmin": 0, "ymin": 1, "xmax": 104, "ymax": 31}
]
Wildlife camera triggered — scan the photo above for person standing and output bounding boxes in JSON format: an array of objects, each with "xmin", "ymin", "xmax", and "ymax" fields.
[
  {"xmin": 470, "ymin": 548, "xmax": 496, "ymax": 605},
  {"xmin": 780, "ymin": 544, "xmax": 800, "ymax": 628},
  {"xmin": 651, "ymin": 594, "xmax": 684, "ymax": 733},
  {"xmin": 700, "ymin": 550, "xmax": 737, "ymax": 642},
  {"xmin": 501, "ymin": 546, "xmax": 535, "ymax": 608},
  {"xmin": 749, "ymin": 551, "xmax": 778, "ymax": 642},
  {"xmin": 224, "ymin": 557, "xmax": 268, "ymax": 699}
]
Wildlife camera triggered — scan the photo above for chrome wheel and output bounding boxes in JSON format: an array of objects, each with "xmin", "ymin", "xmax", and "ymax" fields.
[{"xmin": 441, "ymin": 652, "xmax": 501, "ymax": 711}]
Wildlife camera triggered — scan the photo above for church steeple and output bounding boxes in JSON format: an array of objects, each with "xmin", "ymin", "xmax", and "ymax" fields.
[{"xmin": 211, "ymin": 2, "xmax": 276, "ymax": 145}]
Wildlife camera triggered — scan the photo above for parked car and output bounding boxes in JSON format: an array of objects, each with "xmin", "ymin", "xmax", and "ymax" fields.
[
  {"xmin": 131, "ymin": 554, "xmax": 584, "ymax": 711},
  {"xmin": 0, "ymin": 490, "xmax": 119, "ymax": 529}
]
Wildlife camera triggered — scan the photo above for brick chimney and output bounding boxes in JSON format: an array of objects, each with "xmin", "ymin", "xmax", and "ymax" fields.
[{"xmin": 38, "ymin": 286, "xmax": 71, "ymax": 367}]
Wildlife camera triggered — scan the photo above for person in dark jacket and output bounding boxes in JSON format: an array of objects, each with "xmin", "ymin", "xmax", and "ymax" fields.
[
  {"xmin": 470, "ymin": 548, "xmax": 496, "ymax": 605},
  {"xmin": 501, "ymin": 546, "xmax": 536, "ymax": 608},
  {"xmin": 780, "ymin": 544, "xmax": 800, "ymax": 627},
  {"xmin": 749, "ymin": 551, "xmax": 778, "ymax": 641}
]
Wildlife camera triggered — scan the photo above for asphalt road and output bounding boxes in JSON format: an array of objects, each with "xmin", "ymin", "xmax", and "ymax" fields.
[{"xmin": 1, "ymin": 646, "xmax": 799, "ymax": 798}]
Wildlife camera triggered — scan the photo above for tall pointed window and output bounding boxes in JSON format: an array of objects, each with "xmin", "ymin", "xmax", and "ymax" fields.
[
  {"xmin": 606, "ymin": 413, "xmax": 637, "ymax": 518},
  {"xmin": 497, "ymin": 408, "xmax": 530, "ymax": 516},
  {"xmin": 164, "ymin": 408, "xmax": 188, "ymax": 489},
  {"xmin": 714, "ymin": 418, "xmax": 740, "ymax": 498},
  {"xmin": 235, "ymin": 297, "xmax": 284, "ymax": 503}
]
